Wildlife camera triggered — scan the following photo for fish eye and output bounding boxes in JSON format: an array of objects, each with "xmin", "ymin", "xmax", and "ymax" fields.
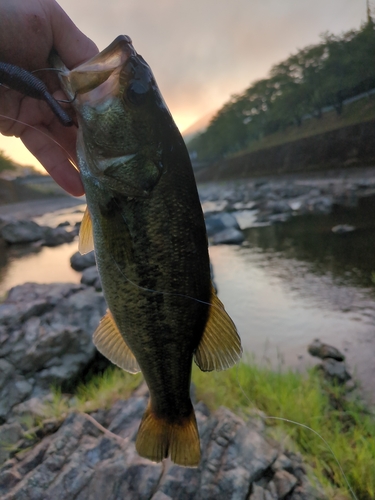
[{"xmin": 126, "ymin": 81, "xmax": 149, "ymax": 105}]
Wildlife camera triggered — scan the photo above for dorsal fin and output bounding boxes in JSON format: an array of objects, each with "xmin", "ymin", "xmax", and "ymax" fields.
[
  {"xmin": 194, "ymin": 285, "xmax": 242, "ymax": 372},
  {"xmin": 93, "ymin": 310, "xmax": 140, "ymax": 374},
  {"xmin": 79, "ymin": 206, "xmax": 95, "ymax": 255}
]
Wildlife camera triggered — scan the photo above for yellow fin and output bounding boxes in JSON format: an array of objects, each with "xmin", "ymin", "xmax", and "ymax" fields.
[
  {"xmin": 93, "ymin": 311, "xmax": 140, "ymax": 374},
  {"xmin": 135, "ymin": 401, "xmax": 200, "ymax": 467},
  {"xmin": 79, "ymin": 207, "xmax": 95, "ymax": 255},
  {"xmin": 194, "ymin": 285, "xmax": 242, "ymax": 372}
]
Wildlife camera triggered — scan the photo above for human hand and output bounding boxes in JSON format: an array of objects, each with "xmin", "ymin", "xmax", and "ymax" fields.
[{"xmin": 0, "ymin": 0, "xmax": 98, "ymax": 196}]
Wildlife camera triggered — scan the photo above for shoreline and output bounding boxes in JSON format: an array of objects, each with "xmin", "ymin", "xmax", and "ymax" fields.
[
  {"xmin": 0, "ymin": 195, "xmax": 86, "ymax": 221},
  {"xmin": 0, "ymin": 176, "xmax": 374, "ymax": 406}
]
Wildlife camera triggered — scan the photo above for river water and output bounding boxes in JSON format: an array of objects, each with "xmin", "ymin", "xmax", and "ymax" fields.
[{"xmin": 1, "ymin": 198, "xmax": 375, "ymax": 402}]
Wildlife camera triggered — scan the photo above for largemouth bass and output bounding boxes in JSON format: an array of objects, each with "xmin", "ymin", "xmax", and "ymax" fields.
[{"xmin": 55, "ymin": 36, "xmax": 242, "ymax": 467}]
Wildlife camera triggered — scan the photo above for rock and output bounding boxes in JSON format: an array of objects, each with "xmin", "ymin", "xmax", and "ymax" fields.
[
  {"xmin": 320, "ymin": 359, "xmax": 351, "ymax": 384},
  {"xmin": 42, "ymin": 227, "xmax": 75, "ymax": 247},
  {"xmin": 0, "ymin": 219, "xmax": 77, "ymax": 247},
  {"xmin": 272, "ymin": 454, "xmax": 293, "ymax": 473},
  {"xmin": 202, "ymin": 200, "xmax": 229, "ymax": 214},
  {"xmin": 273, "ymin": 470, "xmax": 298, "ymax": 499},
  {"xmin": 268, "ymin": 213, "xmax": 291, "ymax": 224},
  {"xmin": 0, "ymin": 220, "xmax": 47, "ymax": 244},
  {"xmin": 11, "ymin": 396, "xmax": 52, "ymax": 420},
  {"xmin": 70, "ymin": 251, "xmax": 96, "ymax": 271},
  {"xmin": 0, "ymin": 422, "xmax": 23, "ymax": 464},
  {"xmin": 306, "ymin": 196, "xmax": 333, "ymax": 215},
  {"xmin": 288, "ymin": 200, "xmax": 304, "ymax": 211},
  {"xmin": 308, "ymin": 339, "xmax": 345, "ymax": 361},
  {"xmin": 0, "ymin": 282, "xmax": 106, "ymax": 424},
  {"xmin": 211, "ymin": 227, "xmax": 245, "ymax": 245},
  {"xmin": 205, "ymin": 212, "xmax": 240, "ymax": 237},
  {"xmin": 250, "ymin": 484, "xmax": 268, "ymax": 500},
  {"xmin": 81, "ymin": 266, "xmax": 102, "ymax": 291},
  {"xmin": 0, "ymin": 399, "xmax": 322, "ymax": 499},
  {"xmin": 265, "ymin": 200, "xmax": 292, "ymax": 214},
  {"xmin": 232, "ymin": 201, "xmax": 257, "ymax": 210},
  {"xmin": 233, "ymin": 210, "xmax": 258, "ymax": 230},
  {"xmin": 331, "ymin": 224, "xmax": 355, "ymax": 234}
]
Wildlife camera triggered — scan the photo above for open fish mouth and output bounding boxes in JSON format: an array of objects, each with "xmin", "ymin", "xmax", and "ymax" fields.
[{"xmin": 53, "ymin": 35, "xmax": 136, "ymax": 99}]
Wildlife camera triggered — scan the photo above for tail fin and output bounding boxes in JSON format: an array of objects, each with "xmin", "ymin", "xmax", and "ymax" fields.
[{"xmin": 135, "ymin": 401, "xmax": 200, "ymax": 467}]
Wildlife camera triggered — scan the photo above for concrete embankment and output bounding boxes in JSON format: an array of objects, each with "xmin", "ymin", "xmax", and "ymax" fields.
[{"xmin": 195, "ymin": 119, "xmax": 375, "ymax": 182}]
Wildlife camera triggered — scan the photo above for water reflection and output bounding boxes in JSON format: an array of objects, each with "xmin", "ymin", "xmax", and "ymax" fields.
[
  {"xmin": 244, "ymin": 198, "xmax": 375, "ymax": 288},
  {"xmin": 0, "ymin": 204, "xmax": 85, "ymax": 296},
  {"xmin": 1, "ymin": 200, "xmax": 375, "ymax": 400},
  {"xmin": 209, "ymin": 202, "xmax": 375, "ymax": 402},
  {"xmin": 0, "ymin": 242, "xmax": 80, "ymax": 296}
]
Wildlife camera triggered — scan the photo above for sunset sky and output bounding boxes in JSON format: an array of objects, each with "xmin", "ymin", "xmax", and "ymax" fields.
[{"xmin": 0, "ymin": 0, "xmax": 368, "ymax": 172}]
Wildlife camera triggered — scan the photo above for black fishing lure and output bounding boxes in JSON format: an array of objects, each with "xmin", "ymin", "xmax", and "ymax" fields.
[{"xmin": 0, "ymin": 61, "xmax": 72, "ymax": 126}]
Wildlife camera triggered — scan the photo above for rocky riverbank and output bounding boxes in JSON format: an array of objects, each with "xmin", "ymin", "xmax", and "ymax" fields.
[
  {"xmin": 0, "ymin": 398, "xmax": 323, "ymax": 500},
  {"xmin": 0, "ymin": 169, "xmax": 374, "ymax": 497},
  {"xmin": 0, "ymin": 281, "xmax": 325, "ymax": 499},
  {"xmin": 200, "ymin": 166, "xmax": 375, "ymax": 244}
]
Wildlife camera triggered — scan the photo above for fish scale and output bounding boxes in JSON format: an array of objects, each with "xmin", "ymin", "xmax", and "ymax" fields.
[{"xmin": 54, "ymin": 35, "xmax": 242, "ymax": 467}]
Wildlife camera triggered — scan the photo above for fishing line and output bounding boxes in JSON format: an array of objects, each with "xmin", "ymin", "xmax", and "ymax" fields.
[
  {"xmin": 31, "ymin": 68, "xmax": 65, "ymax": 75},
  {"xmin": 108, "ymin": 248, "xmax": 217, "ymax": 310},
  {"xmin": 0, "ymin": 113, "xmax": 216, "ymax": 312},
  {"xmin": 235, "ymin": 364, "xmax": 359, "ymax": 500},
  {"xmin": 0, "ymin": 114, "xmax": 77, "ymax": 166}
]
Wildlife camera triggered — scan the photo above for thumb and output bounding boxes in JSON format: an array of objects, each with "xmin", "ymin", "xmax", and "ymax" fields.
[{"xmin": 49, "ymin": 0, "xmax": 98, "ymax": 69}]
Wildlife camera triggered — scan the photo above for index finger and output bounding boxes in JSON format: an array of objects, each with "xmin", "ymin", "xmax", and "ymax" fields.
[{"xmin": 21, "ymin": 123, "xmax": 84, "ymax": 196}]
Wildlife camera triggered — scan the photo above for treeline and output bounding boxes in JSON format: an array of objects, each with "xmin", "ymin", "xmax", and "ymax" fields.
[
  {"xmin": 188, "ymin": 17, "xmax": 375, "ymax": 161},
  {"xmin": 0, "ymin": 150, "xmax": 14, "ymax": 173}
]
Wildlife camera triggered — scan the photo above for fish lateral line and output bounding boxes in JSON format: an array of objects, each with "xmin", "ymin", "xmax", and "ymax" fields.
[
  {"xmin": 108, "ymin": 249, "xmax": 221, "ymax": 310},
  {"xmin": 95, "ymin": 196, "xmax": 216, "ymax": 309}
]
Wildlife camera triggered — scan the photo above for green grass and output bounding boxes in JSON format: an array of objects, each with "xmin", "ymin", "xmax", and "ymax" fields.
[
  {"xmin": 18, "ymin": 360, "xmax": 374, "ymax": 500},
  {"xmin": 43, "ymin": 368, "xmax": 143, "ymax": 419},
  {"xmin": 237, "ymin": 93, "xmax": 375, "ymax": 156},
  {"xmin": 192, "ymin": 360, "xmax": 375, "ymax": 500}
]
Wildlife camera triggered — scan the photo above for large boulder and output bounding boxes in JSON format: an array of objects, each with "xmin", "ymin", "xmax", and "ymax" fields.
[
  {"xmin": 42, "ymin": 227, "xmax": 75, "ymax": 247},
  {"xmin": 70, "ymin": 251, "xmax": 96, "ymax": 271},
  {"xmin": 81, "ymin": 266, "xmax": 102, "ymax": 291},
  {"xmin": 205, "ymin": 213, "xmax": 241, "ymax": 237},
  {"xmin": 0, "ymin": 220, "xmax": 47, "ymax": 244},
  {"xmin": 0, "ymin": 282, "xmax": 106, "ymax": 423},
  {"xmin": 211, "ymin": 228, "xmax": 245, "ymax": 245},
  {"xmin": 308, "ymin": 339, "xmax": 345, "ymax": 362}
]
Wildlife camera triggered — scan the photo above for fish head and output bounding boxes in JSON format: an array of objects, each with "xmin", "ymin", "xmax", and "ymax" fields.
[{"xmin": 55, "ymin": 36, "xmax": 176, "ymax": 195}]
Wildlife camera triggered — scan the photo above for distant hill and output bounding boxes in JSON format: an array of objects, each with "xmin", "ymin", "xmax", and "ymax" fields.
[
  {"xmin": 182, "ymin": 110, "xmax": 217, "ymax": 143},
  {"xmin": 188, "ymin": 17, "xmax": 375, "ymax": 162}
]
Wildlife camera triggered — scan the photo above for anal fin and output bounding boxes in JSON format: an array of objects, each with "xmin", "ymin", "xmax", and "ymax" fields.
[
  {"xmin": 194, "ymin": 284, "xmax": 242, "ymax": 372},
  {"xmin": 93, "ymin": 310, "xmax": 140, "ymax": 374}
]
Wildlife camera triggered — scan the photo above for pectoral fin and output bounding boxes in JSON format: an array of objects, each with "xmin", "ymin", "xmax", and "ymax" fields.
[
  {"xmin": 194, "ymin": 286, "xmax": 242, "ymax": 372},
  {"xmin": 79, "ymin": 207, "xmax": 95, "ymax": 255},
  {"xmin": 93, "ymin": 310, "xmax": 140, "ymax": 374}
]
